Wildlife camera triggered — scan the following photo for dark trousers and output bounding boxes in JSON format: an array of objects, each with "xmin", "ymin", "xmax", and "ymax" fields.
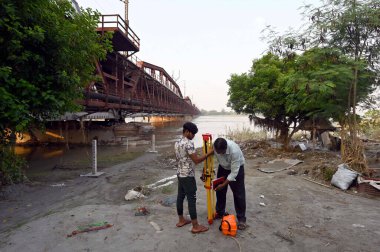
[
  {"xmin": 216, "ymin": 165, "xmax": 246, "ymax": 223},
  {"xmin": 177, "ymin": 176, "xmax": 197, "ymax": 220}
]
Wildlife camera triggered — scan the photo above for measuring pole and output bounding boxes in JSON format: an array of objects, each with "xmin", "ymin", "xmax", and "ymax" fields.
[
  {"xmin": 148, "ymin": 134, "xmax": 158, "ymax": 153},
  {"xmin": 92, "ymin": 139, "xmax": 97, "ymax": 174},
  {"xmin": 80, "ymin": 139, "xmax": 105, "ymax": 177},
  {"xmin": 202, "ymin": 133, "xmax": 215, "ymax": 224}
]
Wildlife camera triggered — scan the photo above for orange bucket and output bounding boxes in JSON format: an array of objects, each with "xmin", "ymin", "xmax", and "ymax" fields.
[{"xmin": 219, "ymin": 214, "xmax": 237, "ymax": 237}]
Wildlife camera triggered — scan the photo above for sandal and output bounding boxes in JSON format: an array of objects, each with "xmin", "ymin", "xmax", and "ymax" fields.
[
  {"xmin": 191, "ymin": 225, "xmax": 209, "ymax": 234},
  {"xmin": 176, "ymin": 220, "xmax": 191, "ymax": 227},
  {"xmin": 238, "ymin": 223, "xmax": 248, "ymax": 230}
]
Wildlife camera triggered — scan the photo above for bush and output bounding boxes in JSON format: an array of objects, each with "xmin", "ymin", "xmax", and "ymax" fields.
[
  {"xmin": 360, "ymin": 110, "xmax": 380, "ymax": 140},
  {"xmin": 322, "ymin": 167, "xmax": 337, "ymax": 182},
  {"xmin": 0, "ymin": 146, "xmax": 26, "ymax": 186},
  {"xmin": 224, "ymin": 126, "xmax": 267, "ymax": 142}
]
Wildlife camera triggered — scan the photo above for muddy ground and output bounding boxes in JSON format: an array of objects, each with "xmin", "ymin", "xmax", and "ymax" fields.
[{"xmin": 0, "ymin": 142, "xmax": 379, "ymax": 252}]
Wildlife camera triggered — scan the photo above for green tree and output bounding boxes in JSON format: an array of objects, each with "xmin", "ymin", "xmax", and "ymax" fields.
[
  {"xmin": 0, "ymin": 0, "xmax": 112, "ymax": 184},
  {"xmin": 303, "ymin": 0, "xmax": 380, "ymax": 127},
  {"xmin": 227, "ymin": 48, "xmax": 375, "ymax": 148},
  {"xmin": 228, "ymin": 53, "xmax": 298, "ymax": 146},
  {"xmin": 286, "ymin": 48, "xmax": 375, "ymax": 124},
  {"xmin": 0, "ymin": 0, "xmax": 111, "ymax": 142},
  {"xmin": 302, "ymin": 0, "xmax": 380, "ymax": 171},
  {"xmin": 261, "ymin": 0, "xmax": 380, "ymax": 171}
]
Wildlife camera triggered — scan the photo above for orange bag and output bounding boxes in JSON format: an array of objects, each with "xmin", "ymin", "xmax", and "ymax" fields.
[{"xmin": 219, "ymin": 214, "xmax": 237, "ymax": 237}]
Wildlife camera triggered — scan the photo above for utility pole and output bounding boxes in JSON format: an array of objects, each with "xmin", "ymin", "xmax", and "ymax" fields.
[
  {"xmin": 120, "ymin": 0, "xmax": 129, "ymax": 58},
  {"xmin": 120, "ymin": 0, "xmax": 129, "ymax": 25}
]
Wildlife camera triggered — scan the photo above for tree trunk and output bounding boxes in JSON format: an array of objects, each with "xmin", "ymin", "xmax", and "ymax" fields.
[
  {"xmin": 352, "ymin": 64, "xmax": 359, "ymax": 142},
  {"xmin": 342, "ymin": 63, "xmax": 368, "ymax": 174},
  {"xmin": 279, "ymin": 127, "xmax": 289, "ymax": 149}
]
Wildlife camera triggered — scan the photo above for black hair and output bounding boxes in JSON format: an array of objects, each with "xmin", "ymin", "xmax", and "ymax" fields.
[
  {"xmin": 183, "ymin": 122, "xmax": 198, "ymax": 135},
  {"xmin": 214, "ymin": 138, "xmax": 227, "ymax": 152}
]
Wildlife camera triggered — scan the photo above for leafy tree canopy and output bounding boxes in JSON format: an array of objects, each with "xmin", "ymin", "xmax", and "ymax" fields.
[
  {"xmin": 0, "ymin": 0, "xmax": 112, "ymax": 142},
  {"xmin": 263, "ymin": 0, "xmax": 380, "ymax": 116},
  {"xmin": 227, "ymin": 48, "xmax": 376, "ymax": 145}
]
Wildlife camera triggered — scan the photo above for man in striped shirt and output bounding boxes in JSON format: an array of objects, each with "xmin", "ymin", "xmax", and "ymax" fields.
[{"xmin": 175, "ymin": 122, "xmax": 212, "ymax": 234}]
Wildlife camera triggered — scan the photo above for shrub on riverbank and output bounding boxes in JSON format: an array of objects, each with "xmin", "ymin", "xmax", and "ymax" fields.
[
  {"xmin": 0, "ymin": 146, "xmax": 26, "ymax": 186},
  {"xmin": 224, "ymin": 126, "xmax": 267, "ymax": 142}
]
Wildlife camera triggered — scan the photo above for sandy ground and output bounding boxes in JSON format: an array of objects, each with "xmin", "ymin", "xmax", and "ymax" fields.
[{"xmin": 1, "ymin": 146, "xmax": 380, "ymax": 252}]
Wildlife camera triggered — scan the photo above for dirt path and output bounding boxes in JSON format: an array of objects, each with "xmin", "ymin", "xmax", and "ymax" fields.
[{"xmin": 1, "ymin": 151, "xmax": 379, "ymax": 252}]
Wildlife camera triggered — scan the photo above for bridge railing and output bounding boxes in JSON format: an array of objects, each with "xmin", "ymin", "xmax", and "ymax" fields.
[
  {"xmin": 98, "ymin": 14, "xmax": 140, "ymax": 50},
  {"xmin": 128, "ymin": 54, "xmax": 141, "ymax": 66},
  {"xmin": 135, "ymin": 62, "xmax": 182, "ymax": 98}
]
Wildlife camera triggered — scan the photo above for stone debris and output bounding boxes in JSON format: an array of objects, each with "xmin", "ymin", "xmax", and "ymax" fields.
[
  {"xmin": 124, "ymin": 189, "xmax": 146, "ymax": 201},
  {"xmin": 352, "ymin": 224, "xmax": 365, "ymax": 228},
  {"xmin": 258, "ymin": 159, "xmax": 303, "ymax": 173},
  {"xmin": 150, "ymin": 221, "xmax": 162, "ymax": 233}
]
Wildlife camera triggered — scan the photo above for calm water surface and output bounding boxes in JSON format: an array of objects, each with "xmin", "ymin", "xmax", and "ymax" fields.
[
  {"xmin": 191, "ymin": 115, "xmax": 256, "ymax": 147},
  {"xmin": 17, "ymin": 115, "xmax": 255, "ymax": 180}
]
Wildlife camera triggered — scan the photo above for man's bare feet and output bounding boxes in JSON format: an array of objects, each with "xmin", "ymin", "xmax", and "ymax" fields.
[
  {"xmin": 191, "ymin": 224, "xmax": 209, "ymax": 234},
  {"xmin": 176, "ymin": 219, "xmax": 191, "ymax": 227}
]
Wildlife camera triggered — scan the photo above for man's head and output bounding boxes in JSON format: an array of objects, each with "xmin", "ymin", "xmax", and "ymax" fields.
[
  {"xmin": 183, "ymin": 122, "xmax": 198, "ymax": 140},
  {"xmin": 214, "ymin": 138, "xmax": 227, "ymax": 154}
]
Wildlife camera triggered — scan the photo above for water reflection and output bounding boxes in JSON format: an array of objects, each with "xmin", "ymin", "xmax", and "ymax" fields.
[
  {"xmin": 16, "ymin": 115, "xmax": 255, "ymax": 181},
  {"xmin": 17, "ymin": 144, "xmax": 147, "ymax": 182},
  {"xmin": 191, "ymin": 115, "xmax": 255, "ymax": 147},
  {"xmin": 152, "ymin": 115, "xmax": 256, "ymax": 148}
]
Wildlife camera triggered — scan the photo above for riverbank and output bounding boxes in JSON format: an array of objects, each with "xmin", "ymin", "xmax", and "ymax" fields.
[{"xmin": 1, "ymin": 139, "xmax": 379, "ymax": 251}]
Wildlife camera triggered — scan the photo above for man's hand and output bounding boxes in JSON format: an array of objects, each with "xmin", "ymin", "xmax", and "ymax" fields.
[
  {"xmin": 200, "ymin": 174, "xmax": 206, "ymax": 182},
  {"xmin": 214, "ymin": 184, "xmax": 225, "ymax": 191},
  {"xmin": 214, "ymin": 179, "xmax": 229, "ymax": 191}
]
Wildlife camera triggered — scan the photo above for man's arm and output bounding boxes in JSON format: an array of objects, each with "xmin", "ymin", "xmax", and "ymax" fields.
[
  {"xmin": 214, "ymin": 178, "xmax": 229, "ymax": 191},
  {"xmin": 189, "ymin": 151, "xmax": 213, "ymax": 165},
  {"xmin": 214, "ymin": 152, "xmax": 240, "ymax": 191},
  {"xmin": 226, "ymin": 152, "xmax": 240, "ymax": 182}
]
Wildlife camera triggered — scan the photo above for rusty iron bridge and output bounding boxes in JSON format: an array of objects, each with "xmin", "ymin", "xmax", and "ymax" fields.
[{"xmin": 67, "ymin": 14, "xmax": 200, "ymax": 121}]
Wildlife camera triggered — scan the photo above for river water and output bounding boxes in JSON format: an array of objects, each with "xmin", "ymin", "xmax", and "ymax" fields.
[
  {"xmin": 17, "ymin": 115, "xmax": 255, "ymax": 181},
  {"xmin": 186, "ymin": 115, "xmax": 256, "ymax": 147}
]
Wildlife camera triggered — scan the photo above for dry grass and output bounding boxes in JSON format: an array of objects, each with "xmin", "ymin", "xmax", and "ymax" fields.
[
  {"xmin": 223, "ymin": 126, "xmax": 267, "ymax": 142},
  {"xmin": 362, "ymin": 127, "xmax": 380, "ymax": 140}
]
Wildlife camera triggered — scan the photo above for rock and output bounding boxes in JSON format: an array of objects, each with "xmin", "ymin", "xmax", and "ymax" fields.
[
  {"xmin": 287, "ymin": 170, "xmax": 298, "ymax": 176},
  {"xmin": 297, "ymin": 153, "xmax": 305, "ymax": 160},
  {"xmin": 124, "ymin": 189, "xmax": 146, "ymax": 201},
  {"xmin": 160, "ymin": 195, "xmax": 177, "ymax": 207},
  {"xmin": 150, "ymin": 221, "xmax": 162, "ymax": 233},
  {"xmin": 352, "ymin": 224, "xmax": 365, "ymax": 228}
]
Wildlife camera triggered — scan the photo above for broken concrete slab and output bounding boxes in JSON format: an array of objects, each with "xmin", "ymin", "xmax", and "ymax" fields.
[{"xmin": 258, "ymin": 159, "xmax": 303, "ymax": 173}]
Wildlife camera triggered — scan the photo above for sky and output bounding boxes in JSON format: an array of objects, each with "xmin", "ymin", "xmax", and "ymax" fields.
[{"xmin": 77, "ymin": 0, "xmax": 322, "ymax": 111}]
